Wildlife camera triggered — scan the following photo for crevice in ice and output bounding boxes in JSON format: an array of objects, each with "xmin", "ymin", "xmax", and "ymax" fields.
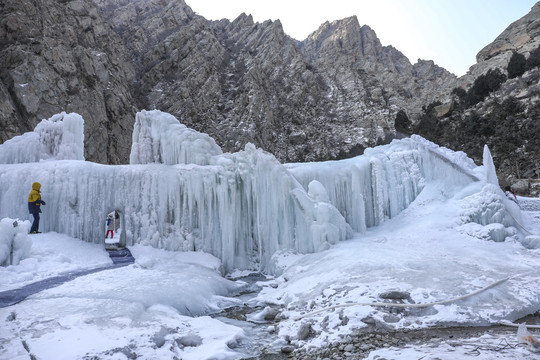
[{"xmin": 104, "ymin": 210, "xmax": 125, "ymax": 250}]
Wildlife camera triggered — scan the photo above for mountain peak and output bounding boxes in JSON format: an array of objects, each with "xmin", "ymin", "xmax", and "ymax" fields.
[{"xmin": 232, "ymin": 13, "xmax": 254, "ymax": 27}]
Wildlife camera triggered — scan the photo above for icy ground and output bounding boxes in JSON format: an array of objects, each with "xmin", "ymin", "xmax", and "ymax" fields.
[
  {"xmin": 257, "ymin": 191, "xmax": 540, "ymax": 360},
  {"xmin": 0, "ymin": 194, "xmax": 539, "ymax": 359},
  {"xmin": 0, "ymin": 237, "xmax": 247, "ymax": 360}
]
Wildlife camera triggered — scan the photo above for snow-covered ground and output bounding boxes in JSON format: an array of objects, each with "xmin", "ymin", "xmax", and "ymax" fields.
[
  {"xmin": 1, "ymin": 195, "xmax": 539, "ymax": 359},
  {"xmin": 250, "ymin": 190, "xmax": 540, "ymax": 359},
  {"xmin": 0, "ymin": 238, "xmax": 248, "ymax": 360}
]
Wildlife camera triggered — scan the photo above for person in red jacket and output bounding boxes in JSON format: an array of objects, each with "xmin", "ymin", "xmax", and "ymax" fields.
[
  {"xmin": 106, "ymin": 213, "xmax": 114, "ymax": 239},
  {"xmin": 28, "ymin": 182, "xmax": 46, "ymax": 234}
]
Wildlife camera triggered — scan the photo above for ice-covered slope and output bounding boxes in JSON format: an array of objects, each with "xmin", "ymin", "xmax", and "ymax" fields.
[{"xmin": 0, "ymin": 110, "xmax": 528, "ymax": 274}]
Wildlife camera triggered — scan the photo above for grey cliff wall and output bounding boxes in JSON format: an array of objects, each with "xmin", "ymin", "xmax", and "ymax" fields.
[{"xmin": 0, "ymin": 0, "xmax": 137, "ymax": 163}]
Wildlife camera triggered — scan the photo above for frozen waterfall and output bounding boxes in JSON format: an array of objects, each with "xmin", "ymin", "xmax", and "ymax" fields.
[
  {"xmin": 0, "ymin": 111, "xmax": 351, "ymax": 272},
  {"xmin": 0, "ymin": 110, "xmax": 528, "ymax": 273},
  {"xmin": 285, "ymin": 135, "xmax": 481, "ymax": 232}
]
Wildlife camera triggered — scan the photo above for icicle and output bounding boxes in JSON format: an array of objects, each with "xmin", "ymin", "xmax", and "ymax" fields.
[{"xmin": 483, "ymin": 144, "xmax": 499, "ymax": 186}]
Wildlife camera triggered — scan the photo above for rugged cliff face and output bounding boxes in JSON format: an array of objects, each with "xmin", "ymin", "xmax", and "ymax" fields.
[
  {"xmin": 0, "ymin": 0, "xmax": 136, "ymax": 163},
  {"xmin": 91, "ymin": 0, "xmax": 458, "ymax": 162},
  {"xmin": 0, "ymin": 0, "xmax": 538, "ymax": 191},
  {"xmin": 415, "ymin": 2, "xmax": 540, "ymax": 193}
]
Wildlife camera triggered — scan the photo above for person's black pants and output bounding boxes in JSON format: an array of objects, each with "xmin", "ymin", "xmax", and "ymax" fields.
[{"xmin": 31, "ymin": 213, "xmax": 40, "ymax": 233}]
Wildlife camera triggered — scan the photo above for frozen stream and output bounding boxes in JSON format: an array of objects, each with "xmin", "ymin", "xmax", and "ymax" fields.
[
  {"xmin": 205, "ymin": 196, "xmax": 540, "ymax": 359},
  {"xmin": 210, "ymin": 196, "xmax": 540, "ymax": 359},
  {"xmin": 211, "ymin": 273, "xmax": 288, "ymax": 359}
]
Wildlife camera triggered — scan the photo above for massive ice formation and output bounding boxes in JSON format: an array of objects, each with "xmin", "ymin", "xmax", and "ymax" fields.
[
  {"xmin": 0, "ymin": 110, "xmax": 530, "ymax": 273},
  {"xmin": 130, "ymin": 110, "xmax": 222, "ymax": 165},
  {"xmin": 0, "ymin": 111, "xmax": 350, "ymax": 272},
  {"xmin": 0, "ymin": 112, "xmax": 84, "ymax": 163},
  {"xmin": 285, "ymin": 135, "xmax": 480, "ymax": 232}
]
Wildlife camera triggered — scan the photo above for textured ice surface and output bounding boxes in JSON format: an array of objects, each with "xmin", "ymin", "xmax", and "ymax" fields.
[{"xmin": 0, "ymin": 112, "xmax": 84, "ymax": 163}]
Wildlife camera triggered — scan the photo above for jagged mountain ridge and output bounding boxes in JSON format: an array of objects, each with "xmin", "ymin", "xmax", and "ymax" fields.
[
  {"xmin": 0, "ymin": 0, "xmax": 455, "ymax": 164},
  {"xmin": 95, "ymin": 0, "xmax": 457, "ymax": 162}
]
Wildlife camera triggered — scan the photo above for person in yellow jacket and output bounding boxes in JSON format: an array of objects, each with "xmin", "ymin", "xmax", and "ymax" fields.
[{"xmin": 28, "ymin": 182, "xmax": 46, "ymax": 234}]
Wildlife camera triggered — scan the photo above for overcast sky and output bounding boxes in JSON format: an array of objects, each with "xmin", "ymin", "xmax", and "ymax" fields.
[{"xmin": 189, "ymin": 0, "xmax": 538, "ymax": 76}]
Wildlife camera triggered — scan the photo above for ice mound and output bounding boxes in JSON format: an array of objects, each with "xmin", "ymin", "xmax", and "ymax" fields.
[
  {"xmin": 0, "ymin": 112, "xmax": 84, "ymax": 163},
  {"xmin": 0, "ymin": 218, "xmax": 32, "ymax": 266}
]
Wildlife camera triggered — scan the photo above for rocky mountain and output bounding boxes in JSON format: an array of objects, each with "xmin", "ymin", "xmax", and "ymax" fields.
[
  {"xmin": 0, "ymin": 0, "xmax": 538, "ymax": 192},
  {"xmin": 415, "ymin": 2, "xmax": 540, "ymax": 194},
  {"xmin": 92, "ymin": 0, "xmax": 456, "ymax": 162},
  {"xmin": 0, "ymin": 0, "xmax": 136, "ymax": 164}
]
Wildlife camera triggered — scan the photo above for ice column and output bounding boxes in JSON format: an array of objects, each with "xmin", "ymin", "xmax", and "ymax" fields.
[
  {"xmin": 0, "ymin": 218, "xmax": 31, "ymax": 266},
  {"xmin": 483, "ymin": 145, "xmax": 499, "ymax": 186}
]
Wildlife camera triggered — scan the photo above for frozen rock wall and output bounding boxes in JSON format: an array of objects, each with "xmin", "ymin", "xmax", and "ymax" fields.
[
  {"xmin": 286, "ymin": 135, "xmax": 481, "ymax": 232},
  {"xmin": 0, "ymin": 111, "xmax": 350, "ymax": 273},
  {"xmin": 0, "ymin": 149, "xmax": 350, "ymax": 273}
]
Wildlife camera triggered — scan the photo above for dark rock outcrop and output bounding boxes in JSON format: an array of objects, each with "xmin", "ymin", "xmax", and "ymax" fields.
[{"xmin": 415, "ymin": 2, "xmax": 540, "ymax": 192}]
